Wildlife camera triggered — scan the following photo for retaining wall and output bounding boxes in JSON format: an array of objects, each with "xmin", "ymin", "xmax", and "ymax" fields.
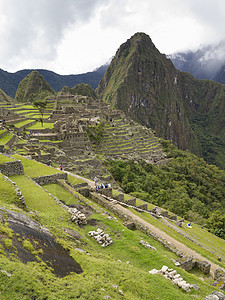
[
  {"xmin": 33, "ymin": 173, "xmax": 67, "ymax": 185},
  {"xmin": 0, "ymin": 160, "xmax": 24, "ymax": 176}
]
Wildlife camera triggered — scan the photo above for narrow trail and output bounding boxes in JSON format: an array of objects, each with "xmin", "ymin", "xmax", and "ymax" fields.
[
  {"xmin": 64, "ymin": 170, "xmax": 225, "ymax": 276},
  {"xmin": 114, "ymin": 203, "xmax": 225, "ymax": 275}
]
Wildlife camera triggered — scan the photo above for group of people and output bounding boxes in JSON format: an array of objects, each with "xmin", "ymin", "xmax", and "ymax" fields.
[{"xmin": 94, "ymin": 176, "xmax": 111, "ymax": 192}]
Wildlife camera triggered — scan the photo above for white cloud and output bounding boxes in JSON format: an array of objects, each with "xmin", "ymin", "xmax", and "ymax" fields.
[{"xmin": 0, "ymin": 0, "xmax": 225, "ymax": 74}]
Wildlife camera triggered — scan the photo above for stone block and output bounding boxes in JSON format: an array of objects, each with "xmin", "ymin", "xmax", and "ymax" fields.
[
  {"xmin": 161, "ymin": 210, "xmax": 169, "ymax": 217},
  {"xmin": 77, "ymin": 188, "xmax": 90, "ymax": 197},
  {"xmin": 168, "ymin": 215, "xmax": 177, "ymax": 221},
  {"xmin": 195, "ymin": 260, "xmax": 211, "ymax": 275},
  {"xmin": 115, "ymin": 193, "xmax": 124, "ymax": 202},
  {"xmin": 98, "ymin": 188, "xmax": 112, "ymax": 198},
  {"xmin": 123, "ymin": 221, "xmax": 136, "ymax": 230},
  {"xmin": 126, "ymin": 198, "xmax": 136, "ymax": 206},
  {"xmin": 177, "ymin": 257, "xmax": 195, "ymax": 272},
  {"xmin": 139, "ymin": 203, "xmax": 148, "ymax": 210}
]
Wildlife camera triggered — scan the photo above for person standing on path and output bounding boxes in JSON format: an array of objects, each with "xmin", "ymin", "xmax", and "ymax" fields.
[{"xmin": 94, "ymin": 176, "xmax": 98, "ymax": 186}]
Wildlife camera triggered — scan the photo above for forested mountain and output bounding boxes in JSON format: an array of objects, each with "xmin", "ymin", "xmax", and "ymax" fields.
[
  {"xmin": 0, "ymin": 64, "xmax": 108, "ymax": 98},
  {"xmin": 97, "ymin": 32, "xmax": 225, "ymax": 169}
]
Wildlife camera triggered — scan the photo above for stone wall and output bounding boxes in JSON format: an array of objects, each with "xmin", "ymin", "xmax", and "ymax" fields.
[
  {"xmin": 97, "ymin": 188, "xmax": 113, "ymax": 198},
  {"xmin": 90, "ymin": 192, "xmax": 130, "ymax": 222},
  {"xmin": 5, "ymin": 134, "xmax": 17, "ymax": 148},
  {"xmin": 33, "ymin": 173, "xmax": 67, "ymax": 185},
  {"xmin": 0, "ymin": 160, "xmax": 24, "ymax": 176}
]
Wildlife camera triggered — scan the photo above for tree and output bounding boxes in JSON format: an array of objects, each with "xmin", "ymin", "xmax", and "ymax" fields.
[{"xmin": 33, "ymin": 100, "xmax": 47, "ymax": 127}]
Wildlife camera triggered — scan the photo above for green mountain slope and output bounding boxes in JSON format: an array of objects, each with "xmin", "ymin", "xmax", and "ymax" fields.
[
  {"xmin": 14, "ymin": 71, "xmax": 55, "ymax": 103},
  {"xmin": 0, "ymin": 65, "xmax": 107, "ymax": 98},
  {"xmin": 97, "ymin": 32, "xmax": 225, "ymax": 169},
  {"xmin": 0, "ymin": 153, "xmax": 224, "ymax": 299}
]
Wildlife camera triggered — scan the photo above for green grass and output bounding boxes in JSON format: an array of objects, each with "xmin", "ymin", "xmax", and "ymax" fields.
[
  {"xmin": 43, "ymin": 183, "xmax": 80, "ymax": 205},
  {"xmin": 0, "ymin": 132, "xmax": 13, "ymax": 145},
  {"xmin": 26, "ymin": 122, "xmax": 55, "ymax": 129},
  {"xmin": 38, "ymin": 139, "xmax": 62, "ymax": 143},
  {"xmin": 128, "ymin": 207, "xmax": 225, "ymax": 270},
  {"xmin": 0, "ymin": 148, "xmax": 221, "ymax": 299},
  {"xmin": 0, "ymin": 129, "xmax": 7, "ymax": 135},
  {"xmin": 0, "ymin": 173, "xmax": 22, "ymax": 208},
  {"xmin": 9, "ymin": 175, "xmax": 70, "ymax": 229},
  {"xmin": 0, "ymin": 173, "xmax": 218, "ymax": 299},
  {"xmin": 0, "ymin": 154, "xmax": 14, "ymax": 163},
  {"xmin": 67, "ymin": 174, "xmax": 86, "ymax": 185},
  {"xmin": 13, "ymin": 119, "xmax": 35, "ymax": 128},
  {"xmin": 12, "ymin": 154, "xmax": 63, "ymax": 178}
]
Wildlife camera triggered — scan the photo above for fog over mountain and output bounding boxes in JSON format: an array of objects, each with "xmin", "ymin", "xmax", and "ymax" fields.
[{"xmin": 168, "ymin": 40, "xmax": 225, "ymax": 84}]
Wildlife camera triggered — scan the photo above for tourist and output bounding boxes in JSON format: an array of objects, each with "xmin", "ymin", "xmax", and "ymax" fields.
[
  {"xmin": 59, "ymin": 164, "xmax": 63, "ymax": 171},
  {"xmin": 94, "ymin": 176, "xmax": 98, "ymax": 186}
]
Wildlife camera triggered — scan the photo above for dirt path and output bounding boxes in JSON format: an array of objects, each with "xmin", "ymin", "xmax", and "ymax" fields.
[
  {"xmin": 63, "ymin": 170, "xmax": 225, "ymax": 276},
  {"xmin": 114, "ymin": 203, "xmax": 224, "ymax": 275},
  {"xmin": 63, "ymin": 170, "xmax": 95, "ymax": 187}
]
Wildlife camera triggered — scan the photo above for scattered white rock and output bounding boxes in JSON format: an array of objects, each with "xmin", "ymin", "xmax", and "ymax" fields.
[
  {"xmin": 149, "ymin": 268, "xmax": 159, "ymax": 275},
  {"xmin": 149, "ymin": 265, "xmax": 199, "ymax": 293},
  {"xmin": 68, "ymin": 207, "xmax": 87, "ymax": 226},
  {"xmin": 88, "ymin": 228, "xmax": 113, "ymax": 247},
  {"xmin": 118, "ymin": 289, "xmax": 124, "ymax": 295},
  {"xmin": 140, "ymin": 240, "xmax": 157, "ymax": 251}
]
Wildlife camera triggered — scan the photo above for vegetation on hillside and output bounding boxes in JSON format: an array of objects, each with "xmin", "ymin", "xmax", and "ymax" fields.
[
  {"xmin": 33, "ymin": 100, "xmax": 47, "ymax": 127},
  {"xmin": 97, "ymin": 32, "xmax": 225, "ymax": 170},
  {"xmin": 105, "ymin": 139, "xmax": 225, "ymax": 238},
  {"xmin": 87, "ymin": 121, "xmax": 105, "ymax": 144},
  {"xmin": 15, "ymin": 71, "xmax": 55, "ymax": 103},
  {"xmin": 70, "ymin": 83, "xmax": 97, "ymax": 99}
]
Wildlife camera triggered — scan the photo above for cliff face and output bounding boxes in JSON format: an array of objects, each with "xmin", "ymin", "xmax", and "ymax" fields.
[{"xmin": 97, "ymin": 32, "xmax": 225, "ymax": 169}]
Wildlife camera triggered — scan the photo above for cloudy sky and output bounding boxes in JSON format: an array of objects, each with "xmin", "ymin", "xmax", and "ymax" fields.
[{"xmin": 0, "ymin": 0, "xmax": 224, "ymax": 74}]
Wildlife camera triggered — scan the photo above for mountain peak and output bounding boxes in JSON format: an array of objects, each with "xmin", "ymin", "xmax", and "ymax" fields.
[{"xmin": 15, "ymin": 70, "xmax": 55, "ymax": 102}]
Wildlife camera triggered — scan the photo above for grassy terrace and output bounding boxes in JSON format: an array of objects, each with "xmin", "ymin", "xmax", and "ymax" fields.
[
  {"xmin": 26, "ymin": 121, "xmax": 55, "ymax": 130},
  {"xmin": 5, "ymin": 174, "xmax": 214, "ymax": 299},
  {"xmin": 38, "ymin": 139, "xmax": 62, "ymax": 144},
  {"xmin": 67, "ymin": 174, "xmax": 86, "ymax": 185},
  {"xmin": 12, "ymin": 154, "xmax": 63, "ymax": 178},
  {"xmin": 127, "ymin": 207, "xmax": 225, "ymax": 270},
  {"xmin": 0, "ymin": 132, "xmax": 13, "ymax": 145},
  {"xmin": 0, "ymin": 173, "xmax": 22, "ymax": 208},
  {"xmin": 0, "ymin": 154, "xmax": 219, "ymax": 298},
  {"xmin": 0, "ymin": 129, "xmax": 7, "ymax": 135},
  {"xmin": 0, "ymin": 153, "xmax": 15, "ymax": 163},
  {"xmin": 13, "ymin": 119, "xmax": 35, "ymax": 128}
]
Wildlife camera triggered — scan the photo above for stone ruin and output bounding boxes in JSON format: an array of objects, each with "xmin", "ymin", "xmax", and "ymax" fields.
[
  {"xmin": 68, "ymin": 207, "xmax": 87, "ymax": 226},
  {"xmin": 176, "ymin": 256, "xmax": 211, "ymax": 275},
  {"xmin": 88, "ymin": 228, "xmax": 113, "ymax": 247},
  {"xmin": 149, "ymin": 265, "xmax": 200, "ymax": 293},
  {"xmin": 212, "ymin": 268, "xmax": 225, "ymax": 291}
]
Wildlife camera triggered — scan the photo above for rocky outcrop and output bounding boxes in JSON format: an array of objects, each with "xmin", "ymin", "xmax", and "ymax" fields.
[{"xmin": 0, "ymin": 206, "xmax": 83, "ymax": 277}]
